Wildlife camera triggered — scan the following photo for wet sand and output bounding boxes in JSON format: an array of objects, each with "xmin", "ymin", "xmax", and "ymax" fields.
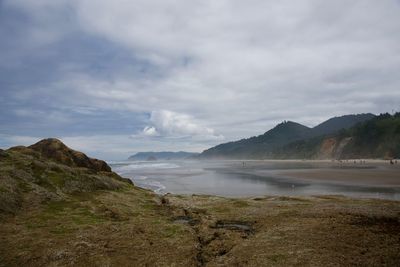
[
  {"xmin": 275, "ymin": 167, "xmax": 400, "ymax": 187},
  {"xmin": 113, "ymin": 159, "xmax": 400, "ymax": 200},
  {"xmin": 241, "ymin": 159, "xmax": 400, "ymax": 187}
]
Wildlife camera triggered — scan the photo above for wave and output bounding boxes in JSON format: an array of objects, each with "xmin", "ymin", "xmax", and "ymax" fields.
[
  {"xmin": 132, "ymin": 175, "xmax": 148, "ymax": 181},
  {"xmin": 147, "ymin": 181, "xmax": 166, "ymax": 194},
  {"xmin": 132, "ymin": 179, "xmax": 166, "ymax": 195},
  {"xmin": 111, "ymin": 162, "xmax": 180, "ymax": 173}
]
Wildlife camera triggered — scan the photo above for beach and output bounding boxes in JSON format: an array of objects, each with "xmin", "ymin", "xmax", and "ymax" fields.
[
  {"xmin": 111, "ymin": 159, "xmax": 400, "ymax": 200},
  {"xmin": 237, "ymin": 159, "xmax": 400, "ymax": 187}
]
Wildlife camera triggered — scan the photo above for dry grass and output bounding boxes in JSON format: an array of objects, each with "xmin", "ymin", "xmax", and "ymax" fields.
[{"xmin": 1, "ymin": 188, "xmax": 400, "ymax": 266}]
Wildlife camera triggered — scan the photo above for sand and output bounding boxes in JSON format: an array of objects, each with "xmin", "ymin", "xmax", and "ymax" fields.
[
  {"xmin": 275, "ymin": 168, "xmax": 400, "ymax": 186},
  {"xmin": 221, "ymin": 159, "xmax": 400, "ymax": 187},
  {"xmin": 268, "ymin": 161, "xmax": 400, "ymax": 187}
]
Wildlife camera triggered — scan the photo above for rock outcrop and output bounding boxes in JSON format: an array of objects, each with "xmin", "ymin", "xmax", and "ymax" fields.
[
  {"xmin": 1, "ymin": 138, "xmax": 132, "ymax": 215},
  {"xmin": 318, "ymin": 138, "xmax": 337, "ymax": 159},
  {"xmin": 28, "ymin": 138, "xmax": 111, "ymax": 172},
  {"xmin": 317, "ymin": 137, "xmax": 352, "ymax": 159}
]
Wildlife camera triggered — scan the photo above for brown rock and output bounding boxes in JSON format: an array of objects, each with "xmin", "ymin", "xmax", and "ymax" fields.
[{"xmin": 28, "ymin": 138, "xmax": 111, "ymax": 172}]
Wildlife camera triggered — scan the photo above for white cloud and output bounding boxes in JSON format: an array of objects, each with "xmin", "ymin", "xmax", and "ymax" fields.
[
  {"xmin": 142, "ymin": 126, "xmax": 159, "ymax": 137},
  {"xmin": 140, "ymin": 110, "xmax": 224, "ymax": 141},
  {"xmin": 65, "ymin": 0, "xmax": 400, "ymax": 136}
]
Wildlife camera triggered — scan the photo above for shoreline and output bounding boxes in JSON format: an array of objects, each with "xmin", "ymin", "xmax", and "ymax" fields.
[
  {"xmin": 117, "ymin": 159, "xmax": 400, "ymax": 201},
  {"xmin": 273, "ymin": 168, "xmax": 400, "ymax": 188},
  {"xmin": 210, "ymin": 159, "xmax": 400, "ymax": 186}
]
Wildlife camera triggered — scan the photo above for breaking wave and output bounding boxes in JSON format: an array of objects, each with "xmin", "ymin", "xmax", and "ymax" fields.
[{"xmin": 111, "ymin": 161, "xmax": 180, "ymax": 173}]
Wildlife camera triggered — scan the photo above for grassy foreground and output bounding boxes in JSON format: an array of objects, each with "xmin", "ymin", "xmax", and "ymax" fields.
[
  {"xmin": 1, "ymin": 140, "xmax": 400, "ymax": 266},
  {"xmin": 1, "ymin": 189, "xmax": 400, "ymax": 266}
]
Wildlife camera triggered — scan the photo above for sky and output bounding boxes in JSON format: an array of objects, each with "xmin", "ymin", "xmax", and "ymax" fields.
[{"xmin": 0, "ymin": 0, "xmax": 400, "ymax": 160}]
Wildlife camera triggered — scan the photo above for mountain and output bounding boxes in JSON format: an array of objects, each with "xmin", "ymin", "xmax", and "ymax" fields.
[
  {"xmin": 312, "ymin": 113, "xmax": 375, "ymax": 136},
  {"xmin": 199, "ymin": 113, "xmax": 376, "ymax": 159},
  {"xmin": 200, "ymin": 121, "xmax": 312, "ymax": 159},
  {"xmin": 339, "ymin": 113, "xmax": 400, "ymax": 159},
  {"xmin": 128, "ymin": 151, "xmax": 199, "ymax": 161},
  {"xmin": 256, "ymin": 113, "xmax": 400, "ymax": 160}
]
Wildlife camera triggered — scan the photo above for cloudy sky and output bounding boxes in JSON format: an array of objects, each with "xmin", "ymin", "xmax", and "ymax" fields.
[{"xmin": 1, "ymin": 0, "xmax": 399, "ymax": 159}]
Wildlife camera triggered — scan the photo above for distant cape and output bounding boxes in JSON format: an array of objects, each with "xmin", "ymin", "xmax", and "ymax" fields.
[{"xmin": 128, "ymin": 151, "xmax": 199, "ymax": 161}]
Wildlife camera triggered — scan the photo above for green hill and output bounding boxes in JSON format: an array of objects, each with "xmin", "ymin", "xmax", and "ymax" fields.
[
  {"xmin": 199, "ymin": 113, "xmax": 376, "ymax": 159},
  {"xmin": 273, "ymin": 113, "xmax": 400, "ymax": 159},
  {"xmin": 200, "ymin": 121, "xmax": 312, "ymax": 159},
  {"xmin": 341, "ymin": 113, "xmax": 400, "ymax": 159},
  {"xmin": 312, "ymin": 113, "xmax": 375, "ymax": 136}
]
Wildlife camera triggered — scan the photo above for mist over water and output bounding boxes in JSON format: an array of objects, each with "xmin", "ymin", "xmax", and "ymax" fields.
[{"xmin": 110, "ymin": 160, "xmax": 400, "ymax": 200}]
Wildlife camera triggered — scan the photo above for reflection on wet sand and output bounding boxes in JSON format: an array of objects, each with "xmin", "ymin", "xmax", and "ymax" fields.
[{"xmin": 111, "ymin": 160, "xmax": 400, "ymax": 200}]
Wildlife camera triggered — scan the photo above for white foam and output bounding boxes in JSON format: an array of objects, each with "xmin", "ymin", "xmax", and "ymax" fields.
[
  {"xmin": 132, "ymin": 175, "xmax": 148, "ymax": 181},
  {"xmin": 113, "ymin": 162, "xmax": 180, "ymax": 172},
  {"xmin": 138, "ymin": 180, "xmax": 166, "ymax": 194}
]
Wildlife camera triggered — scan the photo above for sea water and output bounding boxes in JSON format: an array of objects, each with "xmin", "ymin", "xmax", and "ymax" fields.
[{"xmin": 110, "ymin": 160, "xmax": 400, "ymax": 200}]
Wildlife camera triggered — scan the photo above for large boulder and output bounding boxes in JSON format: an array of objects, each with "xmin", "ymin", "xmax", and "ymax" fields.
[{"xmin": 28, "ymin": 138, "xmax": 111, "ymax": 172}]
